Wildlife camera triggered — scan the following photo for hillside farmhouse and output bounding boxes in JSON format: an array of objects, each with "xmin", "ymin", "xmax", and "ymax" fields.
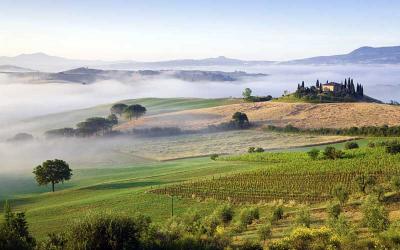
[{"xmin": 322, "ymin": 82, "xmax": 341, "ymax": 92}]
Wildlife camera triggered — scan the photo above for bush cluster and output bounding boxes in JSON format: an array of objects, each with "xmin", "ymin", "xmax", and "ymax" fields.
[{"xmin": 248, "ymin": 147, "xmax": 265, "ymax": 153}]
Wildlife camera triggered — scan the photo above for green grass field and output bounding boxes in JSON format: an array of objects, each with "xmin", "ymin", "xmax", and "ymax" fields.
[{"xmin": 1, "ymin": 157, "xmax": 270, "ymax": 239}]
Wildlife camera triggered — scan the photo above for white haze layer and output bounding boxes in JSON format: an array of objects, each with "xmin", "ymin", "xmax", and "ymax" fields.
[{"xmin": 0, "ymin": 64, "xmax": 399, "ymax": 176}]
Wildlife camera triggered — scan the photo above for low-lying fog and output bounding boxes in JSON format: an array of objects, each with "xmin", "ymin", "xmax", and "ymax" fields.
[
  {"xmin": 1, "ymin": 64, "xmax": 399, "ymax": 124},
  {"xmin": 0, "ymin": 64, "xmax": 399, "ymax": 176}
]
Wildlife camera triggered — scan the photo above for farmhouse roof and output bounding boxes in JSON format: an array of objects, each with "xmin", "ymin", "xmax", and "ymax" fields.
[{"xmin": 323, "ymin": 82, "xmax": 341, "ymax": 87}]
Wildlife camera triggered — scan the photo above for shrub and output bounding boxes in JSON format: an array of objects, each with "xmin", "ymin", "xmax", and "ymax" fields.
[
  {"xmin": 248, "ymin": 147, "xmax": 255, "ymax": 153},
  {"xmin": 361, "ymin": 196, "xmax": 389, "ymax": 233},
  {"xmin": 279, "ymin": 226, "xmax": 341, "ymax": 250},
  {"xmin": 323, "ymin": 146, "xmax": 344, "ymax": 160},
  {"xmin": 239, "ymin": 239, "xmax": 263, "ymax": 250},
  {"xmin": 326, "ymin": 214, "xmax": 356, "ymax": 241},
  {"xmin": 210, "ymin": 154, "xmax": 219, "ymax": 160},
  {"xmin": 372, "ymin": 185, "xmax": 385, "ymax": 202},
  {"xmin": 327, "ymin": 202, "xmax": 342, "ymax": 219},
  {"xmin": 213, "ymin": 204, "xmax": 234, "ymax": 226},
  {"xmin": 294, "ymin": 208, "xmax": 311, "ymax": 228},
  {"xmin": 37, "ymin": 233, "xmax": 67, "ymax": 250},
  {"xmin": 239, "ymin": 207, "xmax": 259, "ymax": 227},
  {"xmin": 331, "ymin": 184, "xmax": 349, "ymax": 205},
  {"xmin": 257, "ymin": 223, "xmax": 272, "ymax": 243},
  {"xmin": 254, "ymin": 147, "xmax": 265, "ymax": 153},
  {"xmin": 355, "ymin": 174, "xmax": 376, "ymax": 194},
  {"xmin": 344, "ymin": 142, "xmax": 359, "ymax": 150},
  {"xmin": 202, "ymin": 215, "xmax": 221, "ymax": 236},
  {"xmin": 307, "ymin": 149, "xmax": 320, "ymax": 160},
  {"xmin": 66, "ymin": 213, "xmax": 147, "ymax": 249},
  {"xmin": 367, "ymin": 142, "xmax": 376, "ymax": 148},
  {"xmin": 181, "ymin": 210, "xmax": 202, "ymax": 233},
  {"xmin": 391, "ymin": 176, "xmax": 400, "ymax": 192},
  {"xmin": 0, "ymin": 202, "xmax": 36, "ymax": 250},
  {"xmin": 386, "ymin": 141, "xmax": 400, "ymax": 154},
  {"xmin": 272, "ymin": 206, "xmax": 284, "ymax": 222},
  {"xmin": 379, "ymin": 220, "xmax": 400, "ymax": 248}
]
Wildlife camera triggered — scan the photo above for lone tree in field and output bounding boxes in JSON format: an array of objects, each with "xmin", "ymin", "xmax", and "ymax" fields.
[
  {"xmin": 123, "ymin": 104, "xmax": 147, "ymax": 120},
  {"xmin": 232, "ymin": 112, "xmax": 249, "ymax": 129},
  {"xmin": 33, "ymin": 159, "xmax": 72, "ymax": 192},
  {"xmin": 242, "ymin": 88, "xmax": 252, "ymax": 100},
  {"xmin": 110, "ymin": 103, "xmax": 128, "ymax": 116}
]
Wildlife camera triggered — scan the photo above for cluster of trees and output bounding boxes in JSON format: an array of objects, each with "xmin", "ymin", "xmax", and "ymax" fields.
[
  {"xmin": 242, "ymin": 88, "xmax": 272, "ymax": 102},
  {"xmin": 45, "ymin": 115, "xmax": 118, "ymax": 138},
  {"xmin": 111, "ymin": 103, "xmax": 147, "ymax": 120},
  {"xmin": 45, "ymin": 103, "xmax": 147, "ymax": 138},
  {"xmin": 266, "ymin": 124, "xmax": 400, "ymax": 137},
  {"xmin": 294, "ymin": 78, "xmax": 365, "ymax": 102}
]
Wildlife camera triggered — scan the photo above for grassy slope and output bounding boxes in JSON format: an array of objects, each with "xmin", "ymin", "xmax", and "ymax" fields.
[
  {"xmin": 1, "ymin": 138, "xmax": 388, "ymax": 239},
  {"xmin": 2, "ymin": 157, "xmax": 269, "ymax": 239},
  {"xmin": 14, "ymin": 98, "xmax": 242, "ymax": 135}
]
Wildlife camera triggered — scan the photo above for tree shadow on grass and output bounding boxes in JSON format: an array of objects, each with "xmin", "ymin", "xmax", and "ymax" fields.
[{"xmin": 80, "ymin": 181, "xmax": 163, "ymax": 191}]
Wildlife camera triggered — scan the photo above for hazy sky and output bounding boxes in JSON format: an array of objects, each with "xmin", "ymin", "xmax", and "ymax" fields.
[{"xmin": 1, "ymin": 0, "xmax": 399, "ymax": 61}]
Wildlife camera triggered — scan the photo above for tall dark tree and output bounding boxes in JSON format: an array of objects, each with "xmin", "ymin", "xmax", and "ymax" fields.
[
  {"xmin": 33, "ymin": 159, "xmax": 72, "ymax": 192},
  {"xmin": 123, "ymin": 104, "xmax": 147, "ymax": 120}
]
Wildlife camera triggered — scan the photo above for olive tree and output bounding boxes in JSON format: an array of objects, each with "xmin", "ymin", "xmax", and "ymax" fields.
[{"xmin": 33, "ymin": 159, "xmax": 72, "ymax": 192}]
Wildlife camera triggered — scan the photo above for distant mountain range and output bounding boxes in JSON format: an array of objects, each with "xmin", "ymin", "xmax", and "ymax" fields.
[
  {"xmin": 281, "ymin": 46, "xmax": 400, "ymax": 65},
  {"xmin": 1, "ymin": 46, "xmax": 399, "ymax": 72}
]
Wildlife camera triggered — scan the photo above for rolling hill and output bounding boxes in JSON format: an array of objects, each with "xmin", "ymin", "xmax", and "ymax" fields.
[{"xmin": 117, "ymin": 101, "xmax": 400, "ymax": 131}]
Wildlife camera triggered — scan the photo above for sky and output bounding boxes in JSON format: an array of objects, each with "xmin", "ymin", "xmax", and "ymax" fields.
[{"xmin": 0, "ymin": 0, "xmax": 399, "ymax": 61}]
